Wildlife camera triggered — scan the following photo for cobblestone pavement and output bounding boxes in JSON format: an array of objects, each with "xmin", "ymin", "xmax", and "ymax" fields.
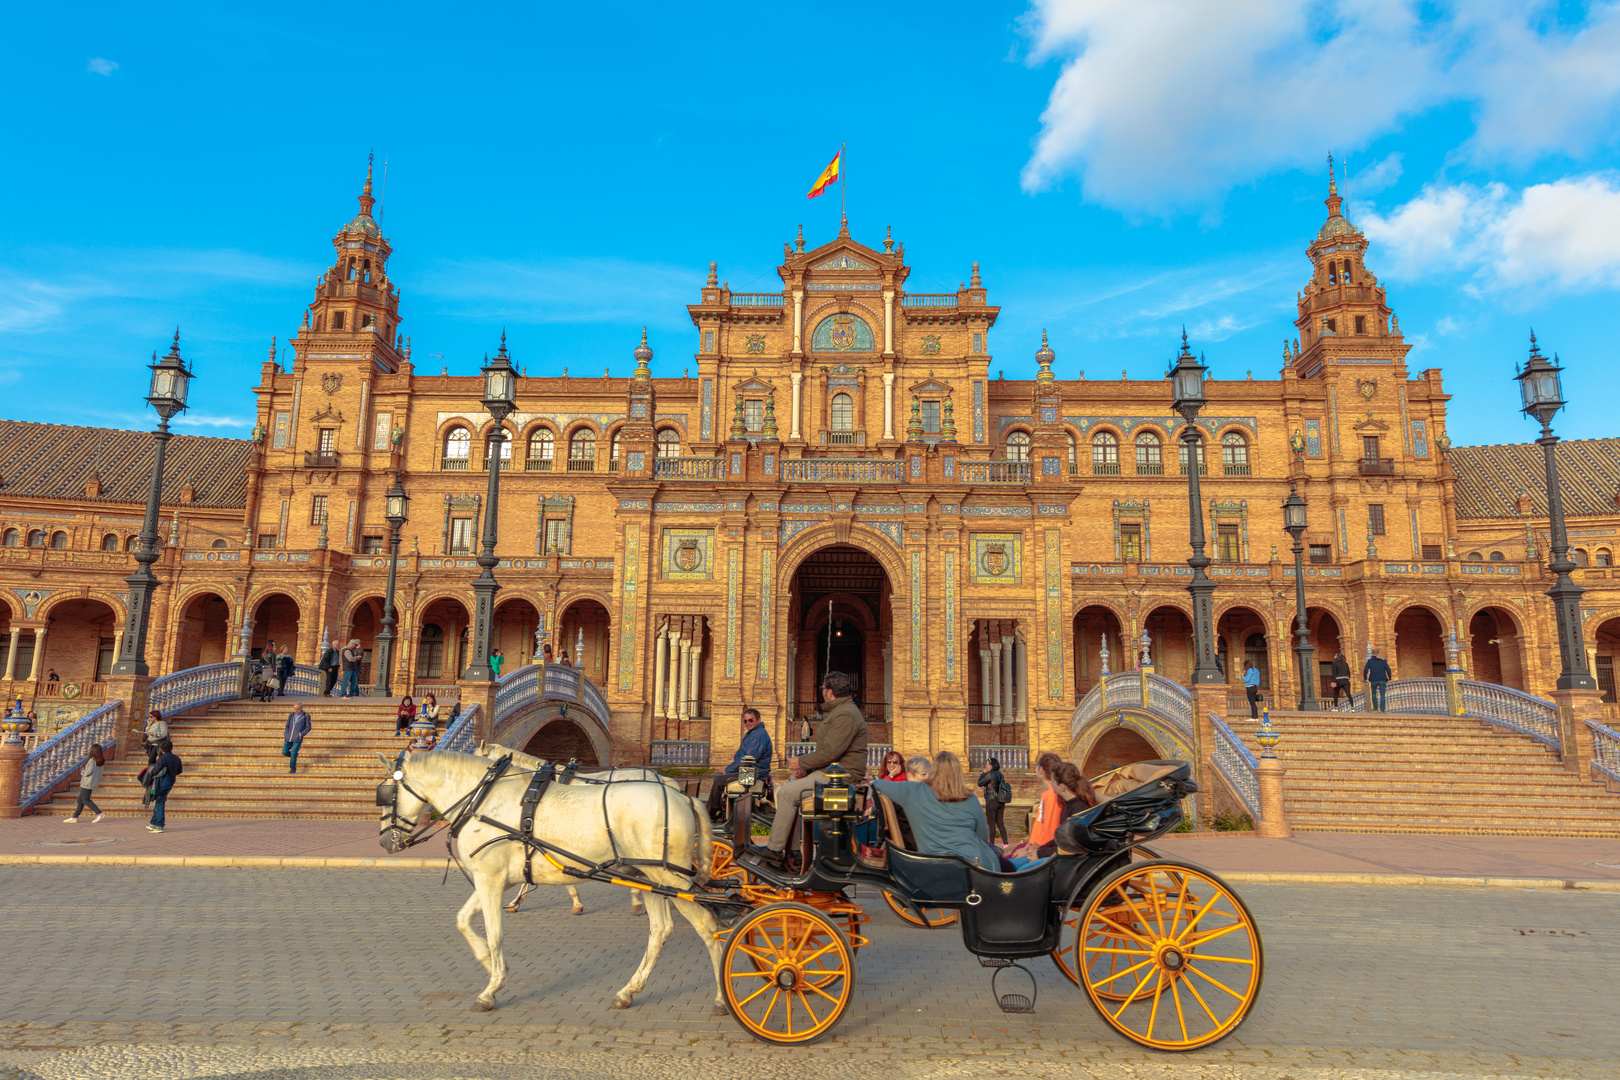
[{"xmin": 0, "ymin": 867, "xmax": 1613, "ymax": 1079}]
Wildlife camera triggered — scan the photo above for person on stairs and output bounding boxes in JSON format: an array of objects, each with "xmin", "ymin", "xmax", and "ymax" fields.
[
  {"xmin": 143, "ymin": 710, "xmax": 168, "ymax": 765},
  {"xmin": 395, "ymin": 696, "xmax": 417, "ymax": 736},
  {"xmin": 1363, "ymin": 648, "xmax": 1393, "ymax": 713},
  {"xmin": 63, "ymin": 744, "xmax": 106, "ymax": 824},
  {"xmin": 753, "ymin": 670, "xmax": 867, "ymax": 870},
  {"xmin": 318, "ymin": 638, "xmax": 340, "ymax": 696},
  {"xmin": 283, "ymin": 702, "xmax": 312, "ymax": 773},
  {"xmin": 1243, "ymin": 661, "xmax": 1263, "ymax": 720},
  {"xmin": 1331, "ymin": 652, "xmax": 1352, "ymax": 710},
  {"xmin": 340, "ymin": 639, "xmax": 362, "ymax": 697}
]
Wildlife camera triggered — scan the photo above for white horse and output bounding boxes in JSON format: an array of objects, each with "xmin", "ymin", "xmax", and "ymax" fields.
[
  {"xmin": 378, "ymin": 748, "xmax": 725, "ymax": 1012},
  {"xmin": 471, "ymin": 743, "xmax": 690, "ymax": 916}
]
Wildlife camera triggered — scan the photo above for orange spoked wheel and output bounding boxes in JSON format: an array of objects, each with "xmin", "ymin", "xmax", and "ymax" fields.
[
  {"xmin": 1053, "ymin": 845, "xmax": 1161, "ymax": 989},
  {"xmin": 721, "ymin": 901, "xmax": 857, "ymax": 1045},
  {"xmin": 709, "ymin": 840, "xmax": 753, "ymax": 890},
  {"xmin": 882, "ymin": 890, "xmax": 958, "ymax": 929},
  {"xmin": 1072, "ymin": 860, "xmax": 1263, "ymax": 1051}
]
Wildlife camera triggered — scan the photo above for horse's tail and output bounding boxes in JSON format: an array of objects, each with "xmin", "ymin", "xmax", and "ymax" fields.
[{"xmin": 690, "ymin": 795, "xmax": 714, "ymax": 888}]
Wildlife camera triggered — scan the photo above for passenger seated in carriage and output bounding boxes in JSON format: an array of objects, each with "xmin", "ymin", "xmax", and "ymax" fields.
[
  {"xmin": 871, "ymin": 751, "xmax": 1011, "ymax": 871},
  {"xmin": 705, "ymin": 707, "xmax": 773, "ymax": 820},
  {"xmin": 1004, "ymin": 762, "xmax": 1095, "ymax": 869}
]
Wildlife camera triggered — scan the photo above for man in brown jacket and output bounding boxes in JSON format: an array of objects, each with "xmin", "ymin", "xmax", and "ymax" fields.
[{"xmin": 757, "ymin": 670, "xmax": 868, "ymax": 868}]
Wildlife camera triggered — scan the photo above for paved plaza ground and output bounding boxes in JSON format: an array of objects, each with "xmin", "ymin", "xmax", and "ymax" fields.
[{"xmin": 0, "ymin": 864, "xmax": 1613, "ymax": 1080}]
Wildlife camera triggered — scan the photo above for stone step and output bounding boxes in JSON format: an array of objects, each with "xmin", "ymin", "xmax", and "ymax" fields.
[
  {"xmin": 1278, "ymin": 771, "xmax": 1593, "ymax": 792},
  {"xmin": 1281, "ymin": 794, "xmax": 1619, "ymax": 817}
]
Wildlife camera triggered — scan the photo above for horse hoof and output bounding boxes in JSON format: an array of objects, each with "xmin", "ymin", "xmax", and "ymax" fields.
[
  {"xmin": 471, "ymin": 999, "xmax": 494, "ymax": 1012},
  {"xmin": 572, "ymin": 906, "xmax": 585, "ymax": 915},
  {"xmin": 612, "ymin": 996, "xmax": 633, "ymax": 1010},
  {"xmin": 711, "ymin": 1004, "xmax": 728, "ymax": 1016}
]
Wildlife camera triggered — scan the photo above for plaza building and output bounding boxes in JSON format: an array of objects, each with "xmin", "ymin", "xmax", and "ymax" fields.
[{"xmin": 2, "ymin": 167, "xmax": 1618, "ymax": 777}]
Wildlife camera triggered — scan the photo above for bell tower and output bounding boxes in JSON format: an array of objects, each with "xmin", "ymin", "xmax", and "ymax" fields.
[
  {"xmin": 297, "ymin": 156, "xmax": 404, "ymax": 374},
  {"xmin": 1291, "ymin": 155, "xmax": 1408, "ymax": 378}
]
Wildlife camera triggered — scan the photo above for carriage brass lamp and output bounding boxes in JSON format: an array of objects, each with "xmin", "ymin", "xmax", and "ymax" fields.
[
  {"xmin": 1169, "ymin": 334, "xmax": 1221, "ymax": 685},
  {"xmin": 1514, "ymin": 337, "xmax": 1596, "ymax": 691}
]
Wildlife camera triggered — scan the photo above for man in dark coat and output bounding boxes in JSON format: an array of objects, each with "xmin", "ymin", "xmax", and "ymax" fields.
[
  {"xmin": 1363, "ymin": 649, "xmax": 1393, "ymax": 712},
  {"xmin": 1331, "ymin": 652, "xmax": 1352, "ymax": 710}
]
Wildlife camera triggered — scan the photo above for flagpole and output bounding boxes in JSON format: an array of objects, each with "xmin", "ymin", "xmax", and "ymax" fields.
[{"xmin": 841, "ymin": 141, "xmax": 846, "ymax": 224}]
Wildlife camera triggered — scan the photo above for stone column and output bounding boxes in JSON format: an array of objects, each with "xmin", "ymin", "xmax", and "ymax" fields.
[
  {"xmin": 677, "ymin": 627, "xmax": 691, "ymax": 725},
  {"xmin": 882, "ymin": 373, "xmax": 895, "ymax": 441},
  {"xmin": 0, "ymin": 738, "xmax": 24, "ymax": 819},
  {"xmin": 979, "ymin": 647, "xmax": 992, "ymax": 723},
  {"xmin": 883, "ymin": 290, "xmax": 895, "ymax": 353},
  {"xmin": 26, "ymin": 629, "xmax": 45, "ymax": 681},
  {"xmin": 989, "ymin": 641, "xmax": 1002, "ymax": 725},
  {"xmin": 689, "ymin": 617, "xmax": 705, "ymax": 718},
  {"xmin": 882, "ymin": 643, "xmax": 893, "ymax": 724},
  {"xmin": 790, "ymin": 371, "xmax": 803, "ymax": 441},
  {"xmin": 1014, "ymin": 633, "xmax": 1028, "ymax": 725},
  {"xmin": 792, "ymin": 290, "xmax": 804, "ymax": 354},
  {"xmin": 3, "ymin": 631, "xmax": 18, "ymax": 681},
  {"xmin": 786, "ymin": 640, "xmax": 797, "ymax": 722},
  {"xmin": 1002, "ymin": 634, "xmax": 1016, "ymax": 727},
  {"xmin": 653, "ymin": 619, "xmax": 668, "ymax": 719}
]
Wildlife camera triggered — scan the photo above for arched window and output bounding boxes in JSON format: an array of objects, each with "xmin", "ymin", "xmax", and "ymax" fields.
[
  {"xmin": 1597, "ymin": 548, "xmax": 1613, "ymax": 568},
  {"xmin": 126, "ymin": 535, "xmax": 140, "ymax": 552},
  {"xmin": 1067, "ymin": 433, "xmax": 1077, "ymax": 474},
  {"xmin": 101, "ymin": 534, "xmax": 119, "ymax": 551},
  {"xmin": 1, "ymin": 529, "xmax": 17, "ymax": 547},
  {"xmin": 1178, "ymin": 441, "xmax": 1206, "ymax": 474},
  {"xmin": 830, "ymin": 392, "xmax": 854, "ymax": 431},
  {"xmin": 1221, "ymin": 432, "xmax": 1249, "ymax": 474},
  {"xmin": 1466, "ymin": 552, "xmax": 1484, "ymax": 562},
  {"xmin": 442, "ymin": 427, "xmax": 471, "ymax": 470},
  {"xmin": 655, "ymin": 428, "xmax": 680, "ymax": 459},
  {"xmin": 484, "ymin": 428, "xmax": 512, "ymax": 470},
  {"xmin": 1006, "ymin": 431, "xmax": 1031, "ymax": 463},
  {"xmin": 609, "ymin": 431, "xmax": 623, "ymax": 472},
  {"xmin": 211, "ymin": 538, "xmax": 228, "ymax": 549},
  {"xmin": 1489, "ymin": 551, "xmax": 1505, "ymax": 562},
  {"xmin": 1136, "ymin": 432, "xmax": 1163, "ymax": 474},
  {"xmin": 527, "ymin": 429, "xmax": 554, "ymax": 471},
  {"xmin": 569, "ymin": 430, "xmax": 596, "ymax": 471},
  {"xmin": 1574, "ymin": 548, "xmax": 1590, "ymax": 567},
  {"xmin": 1091, "ymin": 431, "xmax": 1120, "ymax": 474},
  {"xmin": 27, "ymin": 530, "xmax": 44, "ymax": 547},
  {"xmin": 50, "ymin": 531, "xmax": 67, "ymax": 549}
]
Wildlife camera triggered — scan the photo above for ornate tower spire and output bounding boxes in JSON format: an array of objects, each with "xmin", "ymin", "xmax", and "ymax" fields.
[
  {"xmin": 706, "ymin": 261, "xmax": 718, "ymax": 287},
  {"xmin": 633, "ymin": 327, "xmax": 653, "ymax": 379},
  {"xmin": 1035, "ymin": 330, "xmax": 1056, "ymax": 383},
  {"xmin": 297, "ymin": 155, "xmax": 402, "ymax": 372}
]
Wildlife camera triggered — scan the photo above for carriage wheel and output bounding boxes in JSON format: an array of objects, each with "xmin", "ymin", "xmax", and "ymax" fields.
[
  {"xmin": 721, "ymin": 902, "xmax": 856, "ymax": 1045},
  {"xmin": 1052, "ymin": 844, "xmax": 1160, "ymax": 989},
  {"xmin": 882, "ymin": 890, "xmax": 958, "ymax": 929},
  {"xmin": 1072, "ymin": 860, "xmax": 1262, "ymax": 1051},
  {"xmin": 709, "ymin": 840, "xmax": 752, "ymax": 889}
]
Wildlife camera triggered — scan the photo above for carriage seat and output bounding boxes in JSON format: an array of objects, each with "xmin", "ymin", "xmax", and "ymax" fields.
[{"xmin": 1057, "ymin": 760, "xmax": 1192, "ymax": 855}]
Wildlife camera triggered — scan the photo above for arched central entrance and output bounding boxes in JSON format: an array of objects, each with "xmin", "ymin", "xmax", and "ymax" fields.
[{"xmin": 787, "ymin": 544, "xmax": 892, "ymax": 738}]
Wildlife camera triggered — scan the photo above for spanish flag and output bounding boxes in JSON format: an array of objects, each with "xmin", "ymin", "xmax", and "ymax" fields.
[{"xmin": 807, "ymin": 149, "xmax": 841, "ymax": 199}]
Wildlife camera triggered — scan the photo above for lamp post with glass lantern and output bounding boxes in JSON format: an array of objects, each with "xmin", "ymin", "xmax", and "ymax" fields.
[
  {"xmin": 464, "ymin": 337, "xmax": 517, "ymax": 681},
  {"xmin": 1516, "ymin": 336, "xmax": 1597, "ymax": 691},
  {"xmin": 372, "ymin": 481, "xmax": 409, "ymax": 697},
  {"xmin": 1282, "ymin": 482, "xmax": 1318, "ymax": 711},
  {"xmin": 112, "ymin": 332, "xmax": 192, "ymax": 676},
  {"xmin": 1170, "ymin": 332, "xmax": 1222, "ymax": 685}
]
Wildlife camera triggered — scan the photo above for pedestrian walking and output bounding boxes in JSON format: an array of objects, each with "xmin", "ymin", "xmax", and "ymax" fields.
[
  {"xmin": 276, "ymin": 647, "xmax": 294, "ymax": 697},
  {"xmin": 1243, "ymin": 661, "xmax": 1263, "ymax": 720},
  {"xmin": 318, "ymin": 638, "xmax": 340, "ymax": 696},
  {"xmin": 1330, "ymin": 651, "xmax": 1352, "ymax": 710},
  {"xmin": 143, "ymin": 709, "xmax": 168, "ymax": 765},
  {"xmin": 1363, "ymin": 649, "xmax": 1393, "ymax": 713},
  {"xmin": 489, "ymin": 649, "xmax": 504, "ymax": 678},
  {"xmin": 395, "ymin": 695, "xmax": 417, "ymax": 735},
  {"xmin": 977, "ymin": 756, "xmax": 1012, "ymax": 845},
  {"xmin": 340, "ymin": 639, "xmax": 362, "ymax": 697},
  {"xmin": 282, "ymin": 702, "xmax": 312, "ymax": 773},
  {"xmin": 139, "ymin": 739, "xmax": 182, "ymax": 833},
  {"xmin": 62, "ymin": 744, "xmax": 106, "ymax": 824},
  {"xmin": 262, "ymin": 640, "xmax": 279, "ymax": 682}
]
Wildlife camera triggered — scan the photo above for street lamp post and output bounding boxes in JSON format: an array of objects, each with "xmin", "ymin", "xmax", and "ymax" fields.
[
  {"xmin": 1515, "ymin": 336, "xmax": 1597, "ymax": 691},
  {"xmin": 463, "ymin": 337, "xmax": 517, "ymax": 681},
  {"xmin": 112, "ymin": 332, "xmax": 192, "ymax": 677},
  {"xmin": 1282, "ymin": 482, "xmax": 1318, "ymax": 711},
  {"xmin": 1170, "ymin": 333, "xmax": 1223, "ymax": 684},
  {"xmin": 372, "ymin": 481, "xmax": 409, "ymax": 697}
]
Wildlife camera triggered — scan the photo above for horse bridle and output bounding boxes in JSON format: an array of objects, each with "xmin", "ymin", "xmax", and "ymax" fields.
[{"xmin": 377, "ymin": 749, "xmax": 512, "ymax": 853}]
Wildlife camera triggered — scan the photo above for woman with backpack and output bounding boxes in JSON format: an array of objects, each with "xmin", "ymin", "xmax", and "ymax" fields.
[{"xmin": 976, "ymin": 755, "xmax": 1012, "ymax": 844}]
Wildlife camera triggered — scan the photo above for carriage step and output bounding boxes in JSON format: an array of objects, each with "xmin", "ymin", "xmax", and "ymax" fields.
[
  {"xmin": 997, "ymin": 994, "xmax": 1035, "ymax": 1014},
  {"xmin": 988, "ymin": 962, "xmax": 1038, "ymax": 1014},
  {"xmin": 978, "ymin": 956, "xmax": 1014, "ymax": 968}
]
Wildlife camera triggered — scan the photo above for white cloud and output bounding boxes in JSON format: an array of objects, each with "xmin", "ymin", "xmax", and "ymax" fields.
[
  {"xmin": 173, "ymin": 412, "xmax": 252, "ymax": 429},
  {"xmin": 1345, "ymin": 153, "xmax": 1403, "ymax": 197},
  {"xmin": 1019, "ymin": 1, "xmax": 1620, "ymax": 211},
  {"xmin": 1358, "ymin": 174, "xmax": 1620, "ymax": 292},
  {"xmin": 87, "ymin": 58, "xmax": 118, "ymax": 75}
]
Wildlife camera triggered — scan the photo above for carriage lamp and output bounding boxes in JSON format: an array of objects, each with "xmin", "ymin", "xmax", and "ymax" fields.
[
  {"xmin": 813, "ymin": 764, "xmax": 853, "ymax": 815},
  {"xmin": 481, "ymin": 342, "xmax": 517, "ymax": 420},
  {"xmin": 1256, "ymin": 711, "xmax": 1280, "ymax": 759},
  {"xmin": 737, "ymin": 755, "xmax": 757, "ymax": 789},
  {"xmin": 385, "ymin": 483, "xmax": 410, "ymax": 529}
]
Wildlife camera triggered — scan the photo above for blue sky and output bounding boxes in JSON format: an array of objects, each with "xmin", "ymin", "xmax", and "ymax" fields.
[{"xmin": 3, "ymin": 1, "xmax": 1618, "ymax": 447}]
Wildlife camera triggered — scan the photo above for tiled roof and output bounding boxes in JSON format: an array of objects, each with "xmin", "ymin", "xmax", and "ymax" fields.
[
  {"xmin": 1451, "ymin": 438, "xmax": 1620, "ymax": 520},
  {"xmin": 0, "ymin": 420, "xmax": 252, "ymax": 509}
]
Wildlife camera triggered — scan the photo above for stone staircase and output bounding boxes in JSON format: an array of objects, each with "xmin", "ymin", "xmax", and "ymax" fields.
[
  {"xmin": 1238, "ymin": 710, "xmax": 1620, "ymax": 837},
  {"xmin": 31, "ymin": 698, "xmax": 411, "ymax": 820}
]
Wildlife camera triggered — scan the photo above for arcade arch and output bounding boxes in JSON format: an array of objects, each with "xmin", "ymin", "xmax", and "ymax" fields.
[
  {"xmin": 37, "ymin": 597, "xmax": 119, "ymax": 685},
  {"xmin": 1469, "ymin": 606, "xmax": 1525, "ymax": 689},
  {"xmin": 416, "ymin": 597, "xmax": 470, "ymax": 681},
  {"xmin": 1073, "ymin": 604, "xmax": 1124, "ymax": 695},
  {"xmin": 557, "ymin": 598, "xmax": 612, "ymax": 686},
  {"xmin": 787, "ymin": 544, "xmax": 892, "ymax": 728},
  {"xmin": 174, "ymin": 592, "xmax": 232, "ymax": 670},
  {"xmin": 1392, "ymin": 604, "xmax": 1448, "ymax": 678},
  {"xmin": 493, "ymin": 597, "xmax": 541, "ymax": 669}
]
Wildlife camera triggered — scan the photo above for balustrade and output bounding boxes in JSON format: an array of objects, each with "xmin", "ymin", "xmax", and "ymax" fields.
[
  {"xmin": 958, "ymin": 460, "xmax": 1031, "ymax": 485},
  {"xmin": 148, "ymin": 662, "xmax": 245, "ymax": 718},
  {"xmin": 650, "ymin": 740, "xmax": 710, "ymax": 766},
  {"xmin": 900, "ymin": 294, "xmax": 958, "ymax": 308},
  {"xmin": 654, "ymin": 456, "xmax": 725, "ymax": 480},
  {"xmin": 779, "ymin": 458, "xmax": 904, "ymax": 483},
  {"xmin": 438, "ymin": 703, "xmax": 480, "ymax": 754},
  {"xmin": 1210, "ymin": 714, "xmax": 1260, "ymax": 818},
  {"xmin": 1587, "ymin": 720, "xmax": 1620, "ymax": 786},
  {"xmin": 18, "ymin": 700, "xmax": 121, "ymax": 811},
  {"xmin": 969, "ymin": 746, "xmax": 1029, "ymax": 771}
]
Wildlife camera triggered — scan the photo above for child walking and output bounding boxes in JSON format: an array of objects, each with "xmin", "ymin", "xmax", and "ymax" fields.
[{"xmin": 63, "ymin": 744, "xmax": 106, "ymax": 824}]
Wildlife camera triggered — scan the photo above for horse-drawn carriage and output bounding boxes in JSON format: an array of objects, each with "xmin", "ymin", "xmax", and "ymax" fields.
[{"xmin": 378, "ymin": 750, "xmax": 1263, "ymax": 1051}]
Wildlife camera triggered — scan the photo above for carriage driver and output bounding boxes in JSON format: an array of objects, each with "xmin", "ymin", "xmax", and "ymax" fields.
[
  {"xmin": 705, "ymin": 708, "xmax": 774, "ymax": 821},
  {"xmin": 753, "ymin": 671, "xmax": 868, "ymax": 869}
]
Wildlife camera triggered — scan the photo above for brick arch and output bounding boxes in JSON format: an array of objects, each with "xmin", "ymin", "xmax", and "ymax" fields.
[
  {"xmin": 561, "ymin": 418, "xmax": 604, "ymax": 440},
  {"xmin": 803, "ymin": 298, "xmax": 882, "ymax": 332},
  {"xmin": 36, "ymin": 591, "xmax": 125, "ymax": 624},
  {"xmin": 778, "ymin": 525, "xmax": 907, "ymax": 595},
  {"xmin": 1214, "ymin": 600, "xmax": 1275, "ymax": 636},
  {"xmin": 341, "ymin": 592, "xmax": 387, "ymax": 626},
  {"xmin": 1071, "ymin": 597, "xmax": 1129, "ymax": 624},
  {"xmin": 1584, "ymin": 606, "xmax": 1620, "ymax": 643},
  {"xmin": 434, "ymin": 417, "xmax": 478, "ymax": 442},
  {"xmin": 413, "ymin": 590, "xmax": 475, "ymax": 619}
]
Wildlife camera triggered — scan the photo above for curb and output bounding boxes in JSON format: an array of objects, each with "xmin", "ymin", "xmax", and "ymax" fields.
[{"xmin": 0, "ymin": 854, "xmax": 1617, "ymax": 889}]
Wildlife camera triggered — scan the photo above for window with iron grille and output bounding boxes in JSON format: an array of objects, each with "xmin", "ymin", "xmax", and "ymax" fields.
[
  {"xmin": 362, "ymin": 535, "xmax": 384, "ymax": 555},
  {"xmin": 257, "ymin": 533, "xmax": 278, "ymax": 549},
  {"xmin": 310, "ymin": 495, "xmax": 328, "ymax": 526},
  {"xmin": 1421, "ymin": 544, "xmax": 1443, "ymax": 560},
  {"xmin": 1120, "ymin": 524, "xmax": 1143, "ymax": 561},
  {"xmin": 1368, "ymin": 504, "xmax": 1386, "ymax": 535},
  {"xmin": 1309, "ymin": 544, "xmax": 1332, "ymax": 564},
  {"xmin": 450, "ymin": 518, "xmax": 475, "ymax": 555},
  {"xmin": 544, "ymin": 519, "xmax": 568, "ymax": 554},
  {"xmin": 744, "ymin": 399, "xmax": 764, "ymax": 431},
  {"xmin": 1216, "ymin": 524, "xmax": 1241, "ymax": 562},
  {"xmin": 920, "ymin": 401, "xmax": 941, "ymax": 434}
]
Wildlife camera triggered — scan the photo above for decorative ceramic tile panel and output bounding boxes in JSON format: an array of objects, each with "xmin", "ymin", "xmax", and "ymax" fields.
[
  {"xmin": 910, "ymin": 456, "xmax": 922, "ymax": 478},
  {"xmin": 943, "ymin": 455, "xmax": 955, "ymax": 478},
  {"xmin": 858, "ymin": 520, "xmax": 902, "ymax": 546},
  {"xmin": 626, "ymin": 451, "xmax": 645, "ymax": 471},
  {"xmin": 617, "ymin": 525, "xmax": 639, "ymax": 691},
  {"xmin": 619, "ymin": 499, "xmax": 650, "ymax": 511},
  {"xmin": 701, "ymin": 380, "xmax": 713, "ymax": 440},
  {"xmin": 763, "ymin": 453, "xmax": 776, "ymax": 476},
  {"xmin": 1304, "ymin": 419, "xmax": 1322, "ymax": 457},
  {"xmin": 661, "ymin": 527, "xmax": 715, "ymax": 580},
  {"xmin": 811, "ymin": 314, "xmax": 875, "ymax": 352},
  {"xmin": 1412, "ymin": 419, "xmax": 1429, "ymax": 458},
  {"xmin": 781, "ymin": 503, "xmax": 831, "ymax": 513},
  {"xmin": 1327, "ymin": 387, "xmax": 1341, "ymax": 454},
  {"xmin": 654, "ymin": 501, "xmax": 723, "ymax": 512},
  {"xmin": 970, "ymin": 532, "xmax": 1022, "ymax": 584},
  {"xmin": 942, "ymin": 548, "xmax": 958, "ymax": 682},
  {"xmin": 962, "ymin": 506, "xmax": 1032, "ymax": 517},
  {"xmin": 1042, "ymin": 457, "xmax": 1061, "ymax": 476},
  {"xmin": 726, "ymin": 547, "xmax": 740, "ymax": 679},
  {"xmin": 783, "ymin": 519, "xmax": 815, "ymax": 544},
  {"xmin": 973, "ymin": 382, "xmax": 985, "ymax": 443},
  {"xmin": 1044, "ymin": 529, "xmax": 1063, "ymax": 700},
  {"xmin": 813, "ymin": 253, "xmax": 875, "ymax": 270},
  {"xmin": 272, "ymin": 411, "xmax": 291, "ymax": 449},
  {"xmin": 910, "ymin": 550, "xmax": 922, "ymax": 681},
  {"xmin": 757, "ymin": 549, "xmax": 773, "ymax": 681}
]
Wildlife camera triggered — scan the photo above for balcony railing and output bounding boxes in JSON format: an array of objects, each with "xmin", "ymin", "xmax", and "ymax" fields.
[
  {"xmin": 730, "ymin": 293, "xmax": 785, "ymax": 307},
  {"xmin": 654, "ymin": 456, "xmax": 725, "ymax": 480},
  {"xmin": 303, "ymin": 451, "xmax": 340, "ymax": 468},
  {"xmin": 482, "ymin": 459, "xmax": 512, "ymax": 471},
  {"xmin": 1179, "ymin": 462, "xmax": 1208, "ymax": 475},
  {"xmin": 441, "ymin": 457, "xmax": 470, "ymax": 471},
  {"xmin": 524, "ymin": 458, "xmax": 554, "ymax": 472},
  {"xmin": 780, "ymin": 458, "xmax": 905, "ymax": 483},
  {"xmin": 901, "ymin": 294, "xmax": 959, "ymax": 308},
  {"xmin": 566, "ymin": 458, "xmax": 597, "ymax": 473},
  {"xmin": 1092, "ymin": 461, "xmax": 1120, "ymax": 476},
  {"xmin": 1136, "ymin": 461, "xmax": 1164, "ymax": 476},
  {"xmin": 1359, "ymin": 457, "xmax": 1396, "ymax": 476},
  {"xmin": 959, "ymin": 460, "xmax": 1031, "ymax": 484},
  {"xmin": 1223, "ymin": 462, "xmax": 1252, "ymax": 476},
  {"xmin": 825, "ymin": 430, "xmax": 863, "ymax": 446}
]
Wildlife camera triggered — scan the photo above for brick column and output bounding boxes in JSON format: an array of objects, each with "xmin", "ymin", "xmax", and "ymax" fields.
[
  {"xmin": 1255, "ymin": 757, "xmax": 1291, "ymax": 838},
  {"xmin": 0, "ymin": 738, "xmax": 25, "ymax": 819}
]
